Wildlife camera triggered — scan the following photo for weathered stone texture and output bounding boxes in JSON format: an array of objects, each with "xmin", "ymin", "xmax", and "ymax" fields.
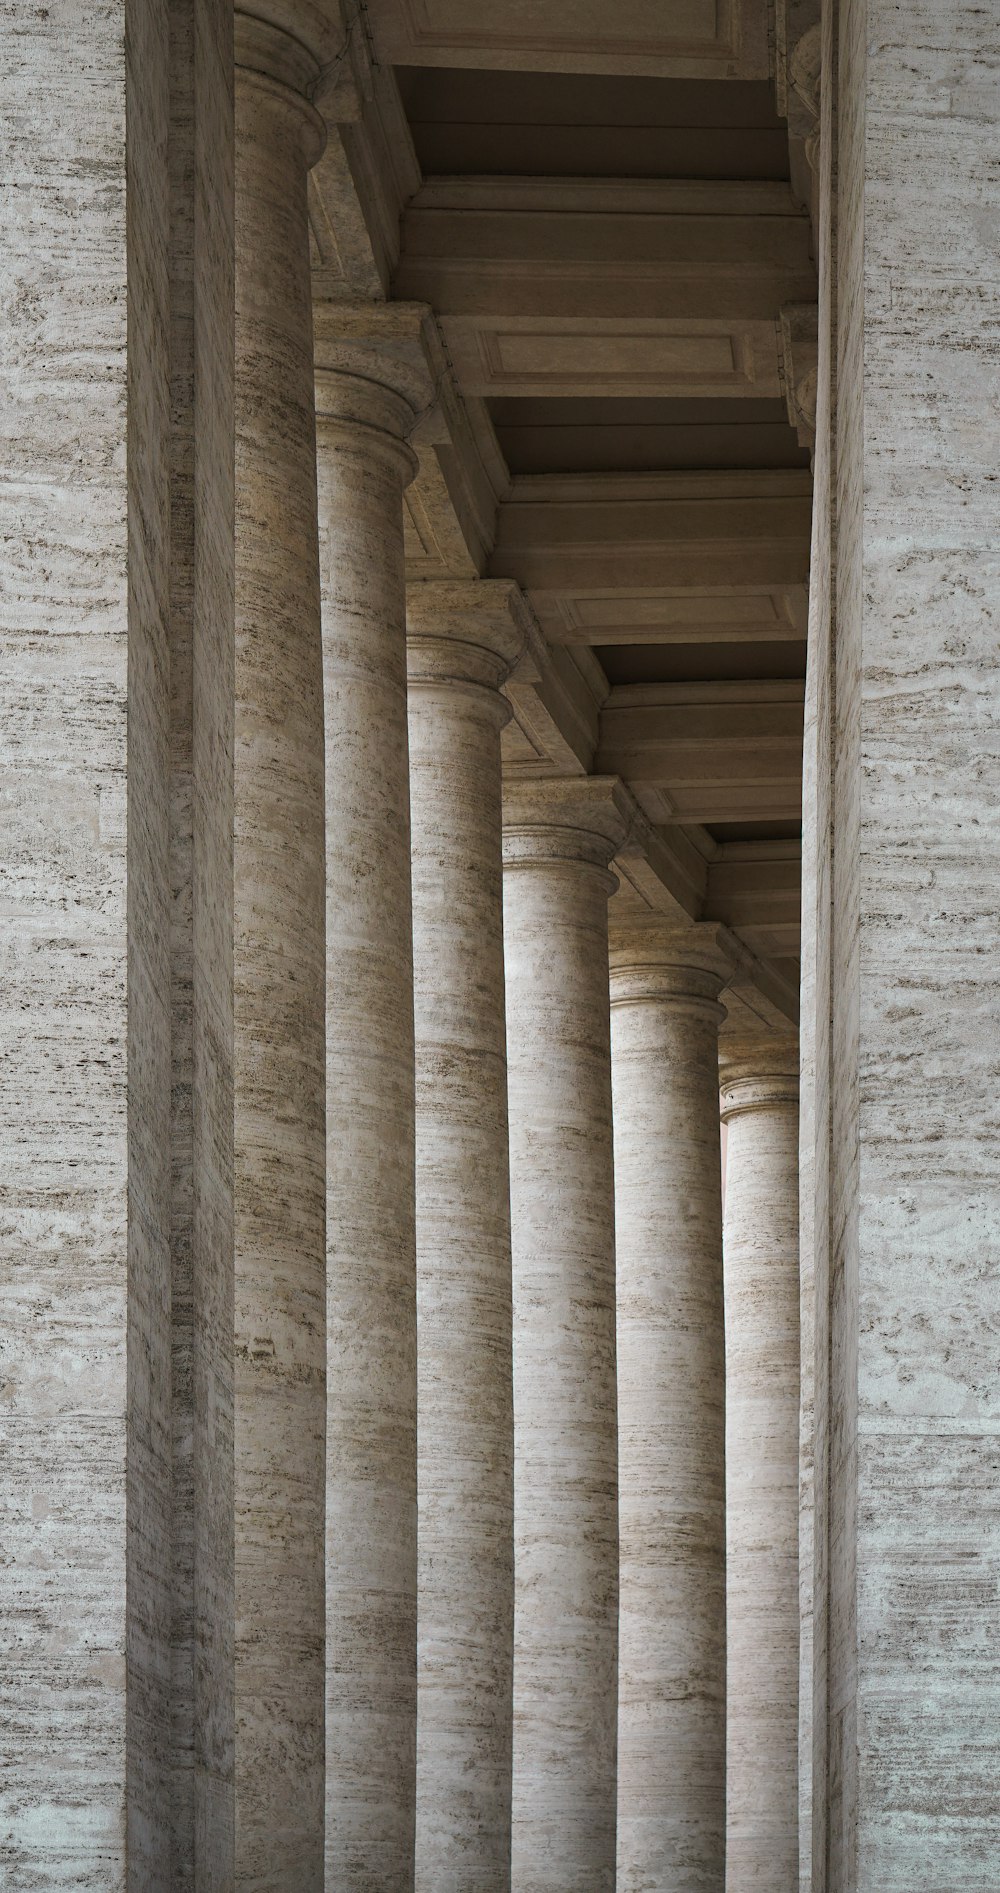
[
  {"xmin": 408, "ymin": 583, "xmax": 525, "ymax": 1893},
  {"xmin": 503, "ymin": 779, "xmax": 627, "ymax": 1893},
  {"xmin": 722, "ymin": 1053, "xmax": 800, "ymax": 1892},
  {"xmin": 610, "ymin": 931, "xmax": 728, "ymax": 1893},
  {"xmin": 233, "ymin": 19, "xmax": 326, "ymax": 1884},
  {"xmin": 318, "ymin": 364, "xmax": 419, "ymax": 1890},
  {"xmin": 797, "ymin": 1, "xmax": 835, "ymax": 1882},
  {"xmin": 0, "ymin": 0, "xmax": 173, "ymax": 1881},
  {"xmin": 817, "ymin": 10, "xmax": 1000, "ymax": 1887},
  {"xmin": 168, "ymin": 0, "xmax": 236, "ymax": 1883}
]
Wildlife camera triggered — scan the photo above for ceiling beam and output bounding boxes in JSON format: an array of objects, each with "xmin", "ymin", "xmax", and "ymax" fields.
[
  {"xmin": 703, "ymin": 839, "xmax": 802, "ymax": 956},
  {"xmin": 596, "ymin": 679, "xmax": 804, "ymax": 823},
  {"xmin": 395, "ymin": 179, "xmax": 816, "ymax": 329},
  {"xmin": 490, "ymin": 470, "xmax": 813, "ymax": 592}
]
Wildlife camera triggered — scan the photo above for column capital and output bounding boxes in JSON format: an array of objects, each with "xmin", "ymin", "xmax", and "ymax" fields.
[
  {"xmin": 406, "ymin": 581, "xmax": 530, "ymax": 714},
  {"xmin": 609, "ymin": 919, "xmax": 739, "ymax": 1017},
  {"xmin": 779, "ymin": 304, "xmax": 819, "ymax": 453},
  {"xmin": 235, "ymin": 10, "xmax": 327, "ymax": 163},
  {"xmin": 236, "ymin": 1, "xmax": 350, "ymax": 75},
  {"xmin": 313, "ymin": 302, "xmax": 442, "ymax": 477},
  {"xmin": 719, "ymin": 1038, "xmax": 799, "ymax": 1122},
  {"xmin": 502, "ymin": 775, "xmax": 634, "ymax": 879}
]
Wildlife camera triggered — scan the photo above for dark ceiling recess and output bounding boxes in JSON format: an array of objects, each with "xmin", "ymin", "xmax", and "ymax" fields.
[
  {"xmin": 705, "ymin": 822, "xmax": 803, "ymax": 844},
  {"xmin": 596, "ymin": 641, "xmax": 807, "ymax": 687},
  {"xmin": 396, "ymin": 68, "xmax": 791, "ymax": 180},
  {"xmin": 492, "ymin": 398, "xmax": 811, "ymax": 477}
]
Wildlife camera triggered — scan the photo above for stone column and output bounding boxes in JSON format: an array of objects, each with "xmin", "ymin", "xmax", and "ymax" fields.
[
  {"xmin": 609, "ymin": 921, "xmax": 731, "ymax": 1893},
  {"xmin": 720, "ymin": 1045, "xmax": 800, "ymax": 1893},
  {"xmin": 315, "ymin": 320, "xmax": 427, "ymax": 1890},
  {"xmin": 234, "ymin": 14, "xmax": 328, "ymax": 1885},
  {"xmin": 503, "ymin": 776, "xmax": 632, "ymax": 1891},
  {"xmin": 169, "ymin": 0, "xmax": 236, "ymax": 1881},
  {"xmin": 407, "ymin": 581, "xmax": 527, "ymax": 1892}
]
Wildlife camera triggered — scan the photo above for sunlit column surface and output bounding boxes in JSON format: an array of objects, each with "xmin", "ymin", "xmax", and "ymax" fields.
[{"xmin": 503, "ymin": 777, "xmax": 631, "ymax": 1893}]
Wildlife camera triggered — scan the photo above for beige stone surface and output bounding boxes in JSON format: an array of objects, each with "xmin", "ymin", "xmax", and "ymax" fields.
[
  {"xmin": 796, "ymin": 6, "xmax": 834, "ymax": 1880},
  {"xmin": 365, "ymin": 0, "xmax": 771, "ymax": 79},
  {"xmin": 597, "ymin": 679, "xmax": 805, "ymax": 827},
  {"xmin": 0, "ymin": 3, "xmax": 176, "ymax": 1879},
  {"xmin": 491, "ymin": 472, "xmax": 813, "ymax": 594},
  {"xmin": 407, "ymin": 580, "xmax": 528, "ymax": 1891},
  {"xmin": 610, "ymin": 924, "xmax": 730, "ymax": 1893},
  {"xmin": 234, "ymin": 15, "xmax": 327, "ymax": 1884},
  {"xmin": 397, "ymin": 179, "xmax": 814, "ymax": 326},
  {"xmin": 721, "ymin": 1047, "xmax": 800, "ymax": 1892},
  {"xmin": 169, "ymin": 0, "xmax": 237, "ymax": 1883},
  {"xmin": 812, "ymin": 6, "xmax": 1000, "ymax": 1887},
  {"xmin": 503, "ymin": 776, "xmax": 631, "ymax": 1891},
  {"xmin": 317, "ymin": 344, "xmax": 421, "ymax": 1890}
]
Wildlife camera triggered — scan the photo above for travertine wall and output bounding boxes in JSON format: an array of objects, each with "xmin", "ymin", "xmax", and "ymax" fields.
[
  {"xmin": 797, "ymin": 1, "xmax": 836, "ymax": 1883},
  {"xmin": 812, "ymin": 3, "xmax": 1000, "ymax": 1886},
  {"xmin": 1, "ymin": 0, "xmax": 175, "ymax": 1878}
]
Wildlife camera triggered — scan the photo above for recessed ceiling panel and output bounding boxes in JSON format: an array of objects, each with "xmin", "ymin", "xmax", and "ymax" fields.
[{"xmin": 367, "ymin": 0, "xmax": 770, "ymax": 78}]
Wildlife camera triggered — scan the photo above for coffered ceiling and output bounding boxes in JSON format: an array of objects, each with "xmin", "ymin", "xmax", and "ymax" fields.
[{"xmin": 340, "ymin": 0, "xmax": 817, "ymax": 1018}]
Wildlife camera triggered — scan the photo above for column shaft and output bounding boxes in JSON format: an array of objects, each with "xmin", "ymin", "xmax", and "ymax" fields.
[
  {"xmin": 234, "ymin": 20, "xmax": 326, "ymax": 1885},
  {"xmin": 721, "ymin": 1058, "xmax": 800, "ymax": 1892},
  {"xmin": 610, "ymin": 938, "xmax": 728, "ymax": 1892},
  {"xmin": 504, "ymin": 781, "xmax": 629, "ymax": 1892},
  {"xmin": 407, "ymin": 584, "xmax": 524, "ymax": 1892},
  {"xmin": 169, "ymin": 0, "xmax": 236, "ymax": 1881},
  {"xmin": 318, "ymin": 367, "xmax": 418, "ymax": 1889}
]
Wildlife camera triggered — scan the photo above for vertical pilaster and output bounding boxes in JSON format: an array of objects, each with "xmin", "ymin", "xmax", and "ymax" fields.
[
  {"xmin": 234, "ymin": 14, "xmax": 327, "ymax": 1884},
  {"xmin": 407, "ymin": 580, "xmax": 527, "ymax": 1892},
  {"xmin": 721, "ymin": 1046, "xmax": 800, "ymax": 1893},
  {"xmin": 315, "ymin": 330, "xmax": 425, "ymax": 1890},
  {"xmin": 610, "ymin": 922, "xmax": 731, "ymax": 1893},
  {"xmin": 503, "ymin": 777, "xmax": 630, "ymax": 1892},
  {"xmin": 807, "ymin": 8, "xmax": 1000, "ymax": 1888},
  {"xmin": 1, "ymin": 0, "xmax": 234, "ymax": 1881}
]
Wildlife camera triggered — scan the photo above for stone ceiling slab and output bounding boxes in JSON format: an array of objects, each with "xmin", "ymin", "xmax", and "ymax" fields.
[
  {"xmin": 365, "ymin": 0, "xmax": 770, "ymax": 79},
  {"xmin": 395, "ymin": 178, "xmax": 816, "ymax": 323},
  {"xmin": 490, "ymin": 471, "xmax": 813, "ymax": 592}
]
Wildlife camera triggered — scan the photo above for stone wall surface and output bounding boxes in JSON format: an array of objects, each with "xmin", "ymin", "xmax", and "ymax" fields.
[
  {"xmin": 822, "ymin": 3, "xmax": 1000, "ymax": 1887},
  {"xmin": 0, "ymin": 0, "xmax": 174, "ymax": 1882},
  {"xmin": 798, "ymin": 1, "xmax": 836, "ymax": 1882}
]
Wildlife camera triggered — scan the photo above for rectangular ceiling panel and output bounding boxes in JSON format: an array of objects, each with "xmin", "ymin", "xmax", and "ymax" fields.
[{"xmin": 366, "ymin": 0, "xmax": 770, "ymax": 79}]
